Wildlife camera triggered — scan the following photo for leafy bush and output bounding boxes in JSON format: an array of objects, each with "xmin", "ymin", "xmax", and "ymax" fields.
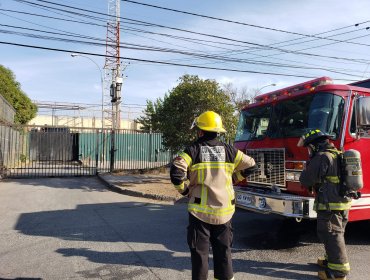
[{"xmin": 0, "ymin": 65, "xmax": 37, "ymax": 124}]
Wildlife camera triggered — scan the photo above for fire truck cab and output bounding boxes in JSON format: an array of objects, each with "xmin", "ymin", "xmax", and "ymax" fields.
[{"xmin": 234, "ymin": 77, "xmax": 370, "ymax": 222}]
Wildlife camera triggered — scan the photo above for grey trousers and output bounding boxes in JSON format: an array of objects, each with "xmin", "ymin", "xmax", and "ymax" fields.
[{"xmin": 317, "ymin": 210, "xmax": 349, "ymax": 276}]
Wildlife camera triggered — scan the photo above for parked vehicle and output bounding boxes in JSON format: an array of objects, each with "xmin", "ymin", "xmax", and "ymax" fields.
[{"xmin": 234, "ymin": 77, "xmax": 370, "ymax": 221}]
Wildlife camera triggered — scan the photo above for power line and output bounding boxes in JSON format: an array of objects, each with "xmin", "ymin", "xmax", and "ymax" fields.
[
  {"xmin": 1, "ymin": 24, "xmax": 367, "ymax": 77},
  {"xmin": 11, "ymin": 0, "xmax": 370, "ymax": 70},
  {"xmin": 5, "ymin": 0, "xmax": 370, "ymax": 77},
  {"xmin": 0, "ymin": 8, "xmax": 106, "ymax": 27},
  {"xmin": 0, "ymin": 7, "xmax": 252, "ymax": 51},
  {"xmin": 119, "ymin": 0, "xmax": 370, "ymax": 71},
  {"xmin": 2, "ymin": 40, "xmax": 354, "ymax": 80},
  {"xmin": 2, "ymin": 14, "xmax": 369, "ymax": 68},
  {"xmin": 122, "ymin": 0, "xmax": 370, "ymax": 48},
  {"xmin": 12, "ymin": 0, "xmax": 370, "ymax": 62},
  {"xmin": 14, "ymin": 0, "xmax": 368, "ymax": 63},
  {"xmin": 1, "ymin": 17, "xmax": 368, "ymax": 78},
  {"xmin": 34, "ymin": 100, "xmax": 146, "ymax": 109}
]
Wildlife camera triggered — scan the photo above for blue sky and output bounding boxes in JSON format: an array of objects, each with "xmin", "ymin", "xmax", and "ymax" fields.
[{"xmin": 1, "ymin": 0, "xmax": 370, "ymax": 119}]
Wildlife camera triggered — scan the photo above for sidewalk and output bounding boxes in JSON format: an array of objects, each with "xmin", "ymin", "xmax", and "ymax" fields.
[{"xmin": 97, "ymin": 172, "xmax": 186, "ymax": 203}]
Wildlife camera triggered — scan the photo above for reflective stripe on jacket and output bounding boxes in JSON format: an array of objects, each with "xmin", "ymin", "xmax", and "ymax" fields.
[
  {"xmin": 170, "ymin": 135, "xmax": 255, "ymax": 225},
  {"xmin": 314, "ymin": 202, "xmax": 351, "ymax": 211}
]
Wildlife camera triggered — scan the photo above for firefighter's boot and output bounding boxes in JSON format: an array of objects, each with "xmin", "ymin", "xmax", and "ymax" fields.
[
  {"xmin": 318, "ymin": 270, "xmax": 346, "ymax": 280},
  {"xmin": 317, "ymin": 257, "xmax": 328, "ymax": 268}
]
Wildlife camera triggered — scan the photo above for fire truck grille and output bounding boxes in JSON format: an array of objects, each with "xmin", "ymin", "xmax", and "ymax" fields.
[{"xmin": 246, "ymin": 148, "xmax": 285, "ymax": 187}]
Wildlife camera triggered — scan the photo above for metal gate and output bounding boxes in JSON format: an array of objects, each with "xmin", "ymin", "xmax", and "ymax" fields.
[{"xmin": 0, "ymin": 124, "xmax": 171, "ymax": 178}]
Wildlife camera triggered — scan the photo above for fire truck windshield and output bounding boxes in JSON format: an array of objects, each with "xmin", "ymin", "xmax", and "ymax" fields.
[{"xmin": 235, "ymin": 92, "xmax": 345, "ymax": 141}]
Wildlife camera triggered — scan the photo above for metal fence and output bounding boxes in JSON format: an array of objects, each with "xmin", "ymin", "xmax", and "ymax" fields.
[
  {"xmin": 0, "ymin": 124, "xmax": 172, "ymax": 178},
  {"xmin": 0, "ymin": 124, "xmax": 22, "ymax": 176},
  {"xmin": 0, "ymin": 95, "xmax": 16, "ymax": 124}
]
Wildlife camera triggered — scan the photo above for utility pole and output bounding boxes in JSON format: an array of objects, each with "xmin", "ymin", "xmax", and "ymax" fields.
[
  {"xmin": 104, "ymin": 0, "xmax": 122, "ymax": 130},
  {"xmin": 104, "ymin": 0, "xmax": 122, "ymax": 172}
]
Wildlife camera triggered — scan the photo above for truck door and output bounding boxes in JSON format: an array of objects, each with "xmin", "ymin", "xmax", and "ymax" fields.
[{"xmin": 346, "ymin": 95, "xmax": 370, "ymax": 221}]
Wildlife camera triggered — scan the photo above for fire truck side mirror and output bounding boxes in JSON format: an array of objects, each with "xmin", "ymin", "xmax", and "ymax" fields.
[
  {"xmin": 357, "ymin": 96, "xmax": 370, "ymax": 127},
  {"xmin": 355, "ymin": 96, "xmax": 370, "ymax": 138}
]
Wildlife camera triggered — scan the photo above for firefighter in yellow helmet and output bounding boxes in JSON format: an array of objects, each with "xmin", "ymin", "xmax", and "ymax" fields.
[
  {"xmin": 298, "ymin": 129, "xmax": 351, "ymax": 280},
  {"xmin": 170, "ymin": 111, "xmax": 256, "ymax": 280}
]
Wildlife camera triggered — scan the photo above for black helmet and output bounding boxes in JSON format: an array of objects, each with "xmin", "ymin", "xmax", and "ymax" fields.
[{"xmin": 299, "ymin": 129, "xmax": 330, "ymax": 147}]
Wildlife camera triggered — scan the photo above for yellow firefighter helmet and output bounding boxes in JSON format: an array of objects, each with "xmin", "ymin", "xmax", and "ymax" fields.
[{"xmin": 191, "ymin": 111, "xmax": 226, "ymax": 133}]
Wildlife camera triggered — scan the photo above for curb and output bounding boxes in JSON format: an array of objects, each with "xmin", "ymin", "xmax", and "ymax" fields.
[{"xmin": 96, "ymin": 174, "xmax": 181, "ymax": 203}]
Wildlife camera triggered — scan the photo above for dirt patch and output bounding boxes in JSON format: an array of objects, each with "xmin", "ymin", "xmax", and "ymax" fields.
[
  {"xmin": 116, "ymin": 175, "xmax": 183, "ymax": 200},
  {"xmin": 106, "ymin": 167, "xmax": 189, "ymax": 202},
  {"xmin": 112, "ymin": 166, "xmax": 169, "ymax": 175}
]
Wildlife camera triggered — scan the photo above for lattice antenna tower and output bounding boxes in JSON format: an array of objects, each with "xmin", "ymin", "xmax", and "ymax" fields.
[{"xmin": 104, "ymin": 0, "xmax": 122, "ymax": 129}]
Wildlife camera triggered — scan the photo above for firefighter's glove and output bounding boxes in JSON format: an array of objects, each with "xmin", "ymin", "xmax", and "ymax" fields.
[
  {"xmin": 346, "ymin": 191, "xmax": 361, "ymax": 200},
  {"xmin": 175, "ymin": 180, "xmax": 190, "ymax": 197},
  {"xmin": 241, "ymin": 165, "xmax": 257, "ymax": 178}
]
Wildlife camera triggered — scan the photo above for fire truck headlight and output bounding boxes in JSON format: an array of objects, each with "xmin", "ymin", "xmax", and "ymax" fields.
[
  {"xmin": 286, "ymin": 171, "xmax": 302, "ymax": 182},
  {"xmin": 286, "ymin": 172, "xmax": 295, "ymax": 181}
]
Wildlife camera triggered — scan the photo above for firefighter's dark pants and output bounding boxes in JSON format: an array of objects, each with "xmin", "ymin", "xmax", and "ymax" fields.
[
  {"xmin": 187, "ymin": 213, "xmax": 233, "ymax": 280},
  {"xmin": 317, "ymin": 210, "xmax": 349, "ymax": 276}
]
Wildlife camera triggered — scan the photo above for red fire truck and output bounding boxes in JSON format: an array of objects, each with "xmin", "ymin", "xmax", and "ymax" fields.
[{"xmin": 234, "ymin": 77, "xmax": 370, "ymax": 222}]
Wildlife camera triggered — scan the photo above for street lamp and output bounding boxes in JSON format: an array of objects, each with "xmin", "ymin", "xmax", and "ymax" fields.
[
  {"xmin": 257, "ymin": 83, "xmax": 277, "ymax": 94},
  {"xmin": 70, "ymin": 53, "xmax": 104, "ymax": 130},
  {"xmin": 252, "ymin": 83, "xmax": 277, "ymax": 103}
]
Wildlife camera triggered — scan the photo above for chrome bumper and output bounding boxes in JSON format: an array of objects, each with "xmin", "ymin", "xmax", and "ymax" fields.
[{"xmin": 234, "ymin": 186, "xmax": 316, "ymax": 219}]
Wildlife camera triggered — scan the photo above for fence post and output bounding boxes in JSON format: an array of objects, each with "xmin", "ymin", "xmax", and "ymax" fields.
[
  {"xmin": 149, "ymin": 130, "xmax": 152, "ymax": 163},
  {"xmin": 110, "ymin": 129, "xmax": 115, "ymax": 173},
  {"xmin": 95, "ymin": 129, "xmax": 99, "ymax": 175}
]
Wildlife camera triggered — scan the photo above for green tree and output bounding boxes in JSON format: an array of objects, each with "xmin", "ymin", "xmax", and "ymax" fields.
[
  {"xmin": 136, "ymin": 99, "xmax": 163, "ymax": 132},
  {"xmin": 137, "ymin": 74, "xmax": 237, "ymax": 153},
  {"xmin": 0, "ymin": 65, "xmax": 37, "ymax": 124}
]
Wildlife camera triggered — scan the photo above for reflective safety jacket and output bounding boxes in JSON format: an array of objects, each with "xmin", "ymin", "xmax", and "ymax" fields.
[
  {"xmin": 170, "ymin": 135, "xmax": 255, "ymax": 225},
  {"xmin": 299, "ymin": 143, "xmax": 351, "ymax": 211}
]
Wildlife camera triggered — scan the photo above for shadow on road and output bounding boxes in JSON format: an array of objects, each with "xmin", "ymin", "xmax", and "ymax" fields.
[
  {"xmin": 234, "ymin": 209, "xmax": 370, "ymax": 249},
  {"xmin": 15, "ymin": 201, "xmax": 186, "ymax": 250},
  {"xmin": 11, "ymin": 179, "xmax": 370, "ymax": 279},
  {"xmin": 345, "ymin": 219, "xmax": 370, "ymax": 245},
  {"xmin": 233, "ymin": 209, "xmax": 318, "ymax": 250},
  {"xmin": 14, "ymin": 200, "xmax": 324, "ymax": 279},
  {"xmin": 55, "ymin": 247, "xmax": 318, "ymax": 279}
]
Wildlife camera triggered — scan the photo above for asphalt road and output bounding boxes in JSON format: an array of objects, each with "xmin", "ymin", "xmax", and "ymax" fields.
[{"xmin": 0, "ymin": 177, "xmax": 369, "ymax": 280}]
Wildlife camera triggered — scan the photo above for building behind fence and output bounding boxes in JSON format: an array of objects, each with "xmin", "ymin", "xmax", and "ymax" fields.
[
  {"xmin": 0, "ymin": 124, "xmax": 172, "ymax": 178},
  {"xmin": 0, "ymin": 96, "xmax": 173, "ymax": 178}
]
